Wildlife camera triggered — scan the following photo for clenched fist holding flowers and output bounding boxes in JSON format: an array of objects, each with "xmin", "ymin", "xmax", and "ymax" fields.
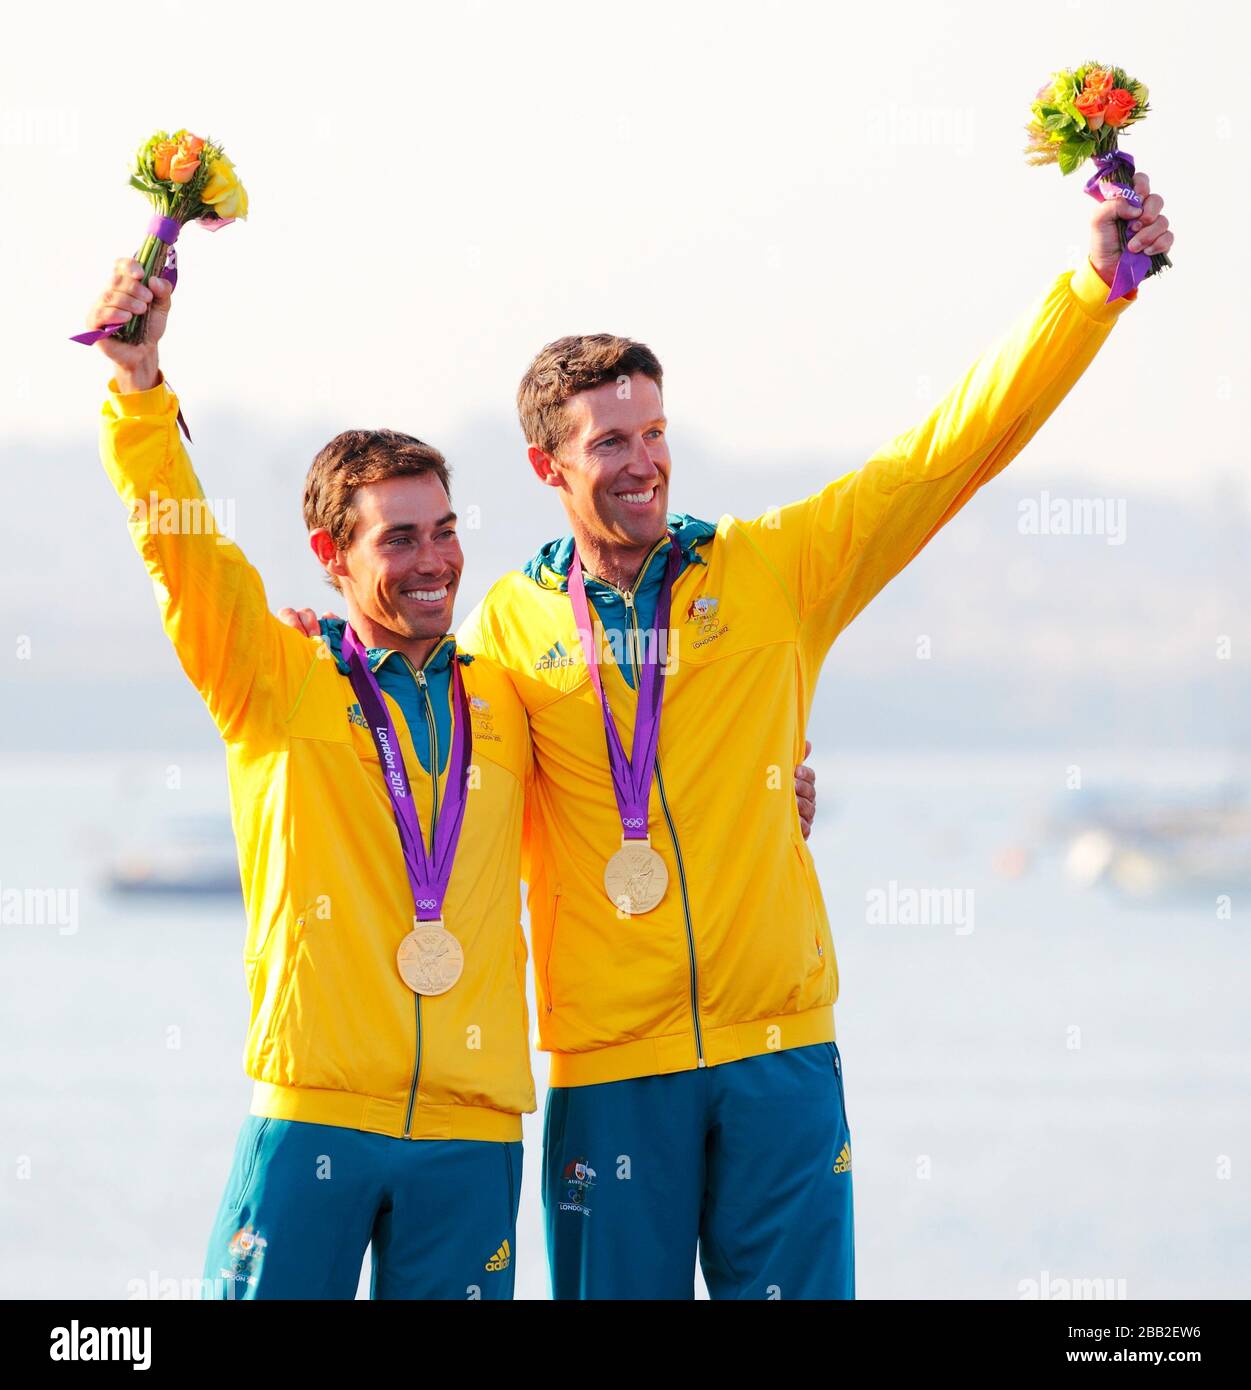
[
  {"xmin": 72, "ymin": 127, "xmax": 247, "ymax": 350},
  {"xmin": 73, "ymin": 126, "xmax": 248, "ymax": 438},
  {"xmin": 1028, "ymin": 62, "xmax": 1173, "ymax": 301}
]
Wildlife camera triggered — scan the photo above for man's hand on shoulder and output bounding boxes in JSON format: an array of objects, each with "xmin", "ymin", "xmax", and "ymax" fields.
[{"xmin": 278, "ymin": 607, "xmax": 335, "ymax": 638}]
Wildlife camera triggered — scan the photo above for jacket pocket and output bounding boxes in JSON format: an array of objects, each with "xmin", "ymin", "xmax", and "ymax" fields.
[
  {"xmin": 502, "ymin": 1142, "xmax": 520, "ymax": 1223},
  {"xmin": 792, "ymin": 840, "xmax": 826, "ymax": 976},
  {"xmin": 243, "ymin": 907, "xmax": 308, "ymax": 1065},
  {"xmin": 830, "ymin": 1043, "xmax": 850, "ymax": 1134},
  {"xmin": 224, "ymin": 1117, "xmax": 272, "ymax": 1211},
  {"xmin": 542, "ymin": 892, "xmax": 564, "ymax": 1013},
  {"xmin": 245, "ymin": 899, "xmax": 313, "ymax": 971}
]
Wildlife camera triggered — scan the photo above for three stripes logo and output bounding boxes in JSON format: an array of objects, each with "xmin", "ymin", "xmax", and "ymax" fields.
[
  {"xmin": 484, "ymin": 1239, "xmax": 511, "ymax": 1272},
  {"xmin": 833, "ymin": 1142, "xmax": 852, "ymax": 1175},
  {"xmin": 535, "ymin": 640, "xmax": 578, "ymax": 671}
]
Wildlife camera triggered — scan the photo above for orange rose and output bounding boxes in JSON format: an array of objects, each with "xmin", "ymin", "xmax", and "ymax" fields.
[
  {"xmin": 1083, "ymin": 67, "xmax": 1114, "ymax": 95},
  {"xmin": 152, "ymin": 140, "xmax": 179, "ymax": 181},
  {"xmin": 169, "ymin": 139, "xmax": 203, "ymax": 184},
  {"xmin": 1074, "ymin": 88, "xmax": 1106, "ymax": 130},
  {"xmin": 1103, "ymin": 88, "xmax": 1137, "ymax": 128}
]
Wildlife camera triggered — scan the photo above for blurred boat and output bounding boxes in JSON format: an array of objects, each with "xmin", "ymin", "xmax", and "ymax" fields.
[
  {"xmin": 105, "ymin": 815, "xmax": 241, "ymax": 897},
  {"xmin": 1059, "ymin": 791, "xmax": 1251, "ymax": 902}
]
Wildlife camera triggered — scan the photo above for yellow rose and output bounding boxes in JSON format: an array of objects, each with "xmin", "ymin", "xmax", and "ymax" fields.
[{"xmin": 201, "ymin": 155, "xmax": 249, "ymax": 220}]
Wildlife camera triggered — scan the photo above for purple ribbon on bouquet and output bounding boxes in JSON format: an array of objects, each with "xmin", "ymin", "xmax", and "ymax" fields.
[
  {"xmin": 71, "ymin": 211, "xmax": 232, "ymax": 441},
  {"xmin": 341, "ymin": 624, "xmax": 473, "ymax": 924},
  {"xmin": 1084, "ymin": 149, "xmax": 1150, "ymax": 303},
  {"xmin": 566, "ymin": 536, "xmax": 681, "ymax": 841}
]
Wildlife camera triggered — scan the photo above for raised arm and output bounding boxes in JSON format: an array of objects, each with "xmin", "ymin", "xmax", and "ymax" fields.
[
  {"xmin": 88, "ymin": 258, "xmax": 315, "ymax": 742},
  {"xmin": 736, "ymin": 171, "xmax": 1171, "ymax": 665}
]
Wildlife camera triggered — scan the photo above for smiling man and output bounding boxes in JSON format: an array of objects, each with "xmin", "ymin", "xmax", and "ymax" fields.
[
  {"xmin": 456, "ymin": 173, "xmax": 1173, "ymax": 1299},
  {"xmin": 85, "ymin": 258, "xmax": 535, "ymax": 1299}
]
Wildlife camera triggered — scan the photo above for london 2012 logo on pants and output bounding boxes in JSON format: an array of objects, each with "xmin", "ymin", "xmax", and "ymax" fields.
[
  {"xmin": 559, "ymin": 1158, "xmax": 596, "ymax": 1216},
  {"xmin": 221, "ymin": 1223, "xmax": 268, "ymax": 1289}
]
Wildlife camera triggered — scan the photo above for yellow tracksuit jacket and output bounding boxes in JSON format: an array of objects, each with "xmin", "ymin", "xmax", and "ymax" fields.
[
  {"xmin": 459, "ymin": 259, "xmax": 1136, "ymax": 1087},
  {"xmin": 100, "ymin": 378, "xmax": 535, "ymax": 1139}
]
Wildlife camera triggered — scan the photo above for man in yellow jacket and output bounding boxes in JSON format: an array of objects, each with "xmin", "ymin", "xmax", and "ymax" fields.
[
  {"xmin": 85, "ymin": 261, "xmax": 536, "ymax": 1298},
  {"xmin": 454, "ymin": 173, "xmax": 1172, "ymax": 1298}
]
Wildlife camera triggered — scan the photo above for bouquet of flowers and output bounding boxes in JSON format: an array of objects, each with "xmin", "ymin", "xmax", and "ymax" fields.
[
  {"xmin": 72, "ymin": 128, "xmax": 248, "ymax": 347},
  {"xmin": 1026, "ymin": 62, "xmax": 1170, "ymax": 301}
]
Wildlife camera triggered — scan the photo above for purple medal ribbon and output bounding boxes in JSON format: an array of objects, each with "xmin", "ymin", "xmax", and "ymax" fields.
[
  {"xmin": 71, "ymin": 213, "xmax": 195, "ymax": 440},
  {"xmin": 341, "ymin": 624, "xmax": 473, "ymax": 922},
  {"xmin": 567, "ymin": 536, "xmax": 681, "ymax": 841},
  {"xmin": 1083, "ymin": 148, "xmax": 1150, "ymax": 303}
]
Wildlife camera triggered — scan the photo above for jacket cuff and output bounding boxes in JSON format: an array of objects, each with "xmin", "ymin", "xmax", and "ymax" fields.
[
  {"xmin": 105, "ymin": 372, "xmax": 174, "ymax": 418},
  {"xmin": 1068, "ymin": 257, "xmax": 1137, "ymax": 322}
]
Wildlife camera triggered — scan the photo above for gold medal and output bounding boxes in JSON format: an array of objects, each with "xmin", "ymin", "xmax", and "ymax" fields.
[
  {"xmin": 396, "ymin": 920, "xmax": 464, "ymax": 996},
  {"xmin": 604, "ymin": 837, "xmax": 668, "ymax": 915}
]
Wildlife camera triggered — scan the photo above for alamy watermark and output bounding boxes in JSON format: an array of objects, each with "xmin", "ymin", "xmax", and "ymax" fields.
[
  {"xmin": 1018, "ymin": 1269, "xmax": 1128, "ymax": 1300},
  {"xmin": 0, "ymin": 881, "xmax": 78, "ymax": 935},
  {"xmin": 126, "ymin": 1269, "xmax": 237, "ymax": 1300},
  {"xmin": 1018, "ymin": 491, "xmax": 1126, "ymax": 546},
  {"xmin": 866, "ymin": 880, "xmax": 974, "ymax": 935},
  {"xmin": 859, "ymin": 103, "xmax": 977, "ymax": 158},
  {"xmin": 129, "ymin": 492, "xmax": 238, "ymax": 544}
]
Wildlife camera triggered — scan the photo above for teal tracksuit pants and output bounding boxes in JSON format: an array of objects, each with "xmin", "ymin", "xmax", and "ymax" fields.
[
  {"xmin": 202, "ymin": 1118, "xmax": 522, "ymax": 1300},
  {"xmin": 542, "ymin": 1041, "xmax": 855, "ymax": 1300}
]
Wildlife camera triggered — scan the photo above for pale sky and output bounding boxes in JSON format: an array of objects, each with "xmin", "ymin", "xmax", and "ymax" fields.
[{"xmin": 4, "ymin": 0, "xmax": 1247, "ymax": 499}]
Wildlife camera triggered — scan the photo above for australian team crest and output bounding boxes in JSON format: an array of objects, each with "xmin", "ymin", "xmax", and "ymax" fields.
[
  {"xmin": 223, "ymin": 1223, "xmax": 268, "ymax": 1288},
  {"xmin": 559, "ymin": 1157, "xmax": 597, "ymax": 1216},
  {"xmin": 687, "ymin": 595, "xmax": 728, "ymax": 649},
  {"xmin": 469, "ymin": 693, "xmax": 502, "ymax": 743}
]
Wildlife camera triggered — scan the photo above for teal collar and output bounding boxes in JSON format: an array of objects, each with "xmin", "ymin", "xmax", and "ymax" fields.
[
  {"xmin": 523, "ymin": 512, "xmax": 716, "ymax": 592},
  {"xmin": 319, "ymin": 617, "xmax": 468, "ymax": 676}
]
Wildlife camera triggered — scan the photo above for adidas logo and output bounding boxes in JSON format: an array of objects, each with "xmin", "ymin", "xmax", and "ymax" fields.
[
  {"xmin": 833, "ymin": 1142, "xmax": 852, "ymax": 1174},
  {"xmin": 535, "ymin": 641, "xmax": 578, "ymax": 671},
  {"xmin": 484, "ymin": 1239, "xmax": 511, "ymax": 1272}
]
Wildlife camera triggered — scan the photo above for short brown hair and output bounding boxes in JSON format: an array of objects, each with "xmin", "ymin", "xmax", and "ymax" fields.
[
  {"xmin": 517, "ymin": 334, "xmax": 664, "ymax": 455},
  {"xmin": 302, "ymin": 429, "xmax": 452, "ymax": 591}
]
